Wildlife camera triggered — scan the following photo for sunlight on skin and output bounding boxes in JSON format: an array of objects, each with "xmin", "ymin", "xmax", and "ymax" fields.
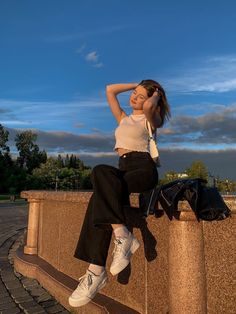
[{"xmin": 111, "ymin": 224, "xmax": 124, "ymax": 230}]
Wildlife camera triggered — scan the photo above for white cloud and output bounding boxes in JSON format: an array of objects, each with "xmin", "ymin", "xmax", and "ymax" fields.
[
  {"xmin": 158, "ymin": 103, "xmax": 236, "ymax": 146},
  {"xmin": 85, "ymin": 51, "xmax": 99, "ymax": 62},
  {"xmin": 76, "ymin": 43, "xmax": 86, "ymax": 55},
  {"xmin": 0, "ymin": 97, "xmax": 110, "ymax": 133},
  {"xmin": 93, "ymin": 62, "xmax": 103, "ymax": 68},
  {"xmin": 0, "ymin": 98, "xmax": 107, "ymax": 107},
  {"xmin": 0, "ymin": 120, "xmax": 32, "ymax": 125},
  {"xmin": 74, "ymin": 123, "xmax": 85, "ymax": 128},
  {"xmin": 194, "ymin": 79, "xmax": 236, "ymax": 93},
  {"xmin": 84, "ymin": 51, "xmax": 103, "ymax": 68},
  {"xmin": 6, "ymin": 127, "xmax": 115, "ymax": 154},
  {"xmin": 45, "ymin": 25, "xmax": 129, "ymax": 42},
  {"xmin": 76, "ymin": 46, "xmax": 103, "ymax": 68},
  {"xmin": 165, "ymin": 55, "xmax": 236, "ymax": 93}
]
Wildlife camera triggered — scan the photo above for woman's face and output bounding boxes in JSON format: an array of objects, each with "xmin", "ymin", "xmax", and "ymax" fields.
[{"xmin": 129, "ymin": 85, "xmax": 148, "ymax": 110}]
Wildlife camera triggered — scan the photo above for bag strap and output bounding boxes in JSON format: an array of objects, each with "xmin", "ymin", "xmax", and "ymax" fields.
[{"xmin": 146, "ymin": 120, "xmax": 157, "ymax": 141}]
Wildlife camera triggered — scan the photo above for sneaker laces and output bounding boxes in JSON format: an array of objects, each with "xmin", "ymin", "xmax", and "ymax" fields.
[
  {"xmin": 77, "ymin": 272, "xmax": 93, "ymax": 290},
  {"xmin": 112, "ymin": 238, "xmax": 125, "ymax": 256}
]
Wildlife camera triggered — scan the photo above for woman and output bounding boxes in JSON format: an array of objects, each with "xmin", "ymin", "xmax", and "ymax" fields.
[{"xmin": 69, "ymin": 79, "xmax": 170, "ymax": 307}]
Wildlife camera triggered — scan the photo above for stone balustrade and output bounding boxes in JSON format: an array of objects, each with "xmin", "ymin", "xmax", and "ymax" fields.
[{"xmin": 14, "ymin": 191, "xmax": 236, "ymax": 314}]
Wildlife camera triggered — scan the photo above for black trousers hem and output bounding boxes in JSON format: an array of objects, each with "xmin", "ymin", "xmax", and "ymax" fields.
[
  {"xmin": 94, "ymin": 219, "xmax": 124, "ymax": 229},
  {"xmin": 73, "ymin": 253, "xmax": 106, "ymax": 267}
]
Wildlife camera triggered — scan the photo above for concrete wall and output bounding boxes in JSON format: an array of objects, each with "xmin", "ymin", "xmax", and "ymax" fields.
[{"xmin": 14, "ymin": 191, "xmax": 236, "ymax": 314}]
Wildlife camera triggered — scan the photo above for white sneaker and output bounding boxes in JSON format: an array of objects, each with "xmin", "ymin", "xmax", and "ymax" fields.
[
  {"xmin": 68, "ymin": 269, "xmax": 108, "ymax": 307},
  {"xmin": 110, "ymin": 232, "xmax": 140, "ymax": 276}
]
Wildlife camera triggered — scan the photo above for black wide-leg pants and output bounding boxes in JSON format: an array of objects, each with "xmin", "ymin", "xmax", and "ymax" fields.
[{"xmin": 74, "ymin": 152, "xmax": 158, "ymax": 266}]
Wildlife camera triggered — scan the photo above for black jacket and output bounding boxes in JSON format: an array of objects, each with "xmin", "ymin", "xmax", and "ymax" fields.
[{"xmin": 139, "ymin": 178, "xmax": 231, "ymax": 221}]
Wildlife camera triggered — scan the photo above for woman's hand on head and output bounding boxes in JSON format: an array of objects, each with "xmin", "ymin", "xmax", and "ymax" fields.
[
  {"xmin": 151, "ymin": 88, "xmax": 161, "ymax": 99},
  {"xmin": 144, "ymin": 89, "xmax": 160, "ymax": 108},
  {"xmin": 143, "ymin": 88, "xmax": 163, "ymax": 129}
]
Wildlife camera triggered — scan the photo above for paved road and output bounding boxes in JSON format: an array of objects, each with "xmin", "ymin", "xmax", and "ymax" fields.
[{"xmin": 0, "ymin": 202, "xmax": 70, "ymax": 314}]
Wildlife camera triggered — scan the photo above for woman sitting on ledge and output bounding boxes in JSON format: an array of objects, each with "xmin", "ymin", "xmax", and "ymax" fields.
[{"xmin": 69, "ymin": 79, "xmax": 170, "ymax": 307}]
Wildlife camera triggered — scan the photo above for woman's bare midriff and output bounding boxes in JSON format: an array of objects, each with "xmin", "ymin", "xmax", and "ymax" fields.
[{"xmin": 116, "ymin": 148, "xmax": 133, "ymax": 156}]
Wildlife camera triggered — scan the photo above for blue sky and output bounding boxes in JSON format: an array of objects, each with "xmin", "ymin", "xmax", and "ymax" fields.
[{"xmin": 1, "ymin": 0, "xmax": 236, "ymax": 179}]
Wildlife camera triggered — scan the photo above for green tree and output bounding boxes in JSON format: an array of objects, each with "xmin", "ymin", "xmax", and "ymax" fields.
[
  {"xmin": 31, "ymin": 157, "xmax": 82, "ymax": 190},
  {"xmin": 0, "ymin": 124, "xmax": 10, "ymax": 153},
  {"xmin": 80, "ymin": 168, "xmax": 92, "ymax": 189},
  {"xmin": 30, "ymin": 157, "xmax": 60, "ymax": 189},
  {"xmin": 30, "ymin": 156, "xmax": 92, "ymax": 190},
  {"xmin": 15, "ymin": 130, "xmax": 47, "ymax": 173},
  {"xmin": 64, "ymin": 154, "xmax": 70, "ymax": 168},
  {"xmin": 69, "ymin": 154, "xmax": 76, "ymax": 168},
  {"xmin": 57, "ymin": 154, "xmax": 64, "ymax": 168},
  {"xmin": 6, "ymin": 166, "xmax": 27, "ymax": 193},
  {"xmin": 0, "ymin": 124, "xmax": 15, "ymax": 193},
  {"xmin": 216, "ymin": 179, "xmax": 236, "ymax": 194},
  {"xmin": 185, "ymin": 160, "xmax": 208, "ymax": 181},
  {"xmin": 76, "ymin": 157, "xmax": 85, "ymax": 170}
]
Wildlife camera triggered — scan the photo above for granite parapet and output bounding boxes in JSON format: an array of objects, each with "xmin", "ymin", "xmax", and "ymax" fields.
[{"xmin": 14, "ymin": 190, "xmax": 236, "ymax": 314}]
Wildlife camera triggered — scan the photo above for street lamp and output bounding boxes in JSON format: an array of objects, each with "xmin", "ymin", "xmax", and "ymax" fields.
[
  {"xmin": 225, "ymin": 180, "xmax": 229, "ymax": 195},
  {"xmin": 208, "ymin": 172, "xmax": 216, "ymax": 187}
]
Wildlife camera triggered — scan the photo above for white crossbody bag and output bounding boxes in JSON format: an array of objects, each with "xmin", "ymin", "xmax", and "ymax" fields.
[{"xmin": 146, "ymin": 120, "xmax": 161, "ymax": 167}]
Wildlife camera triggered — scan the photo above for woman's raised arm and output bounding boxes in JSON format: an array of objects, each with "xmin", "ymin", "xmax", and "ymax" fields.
[
  {"xmin": 143, "ymin": 90, "xmax": 163, "ymax": 130},
  {"xmin": 106, "ymin": 83, "xmax": 137, "ymax": 123}
]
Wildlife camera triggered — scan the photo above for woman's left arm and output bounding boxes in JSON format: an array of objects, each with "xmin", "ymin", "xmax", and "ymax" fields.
[{"xmin": 143, "ymin": 91, "xmax": 162, "ymax": 130}]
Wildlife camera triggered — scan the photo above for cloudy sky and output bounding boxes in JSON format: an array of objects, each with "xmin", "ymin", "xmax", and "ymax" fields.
[{"xmin": 1, "ymin": 0, "xmax": 236, "ymax": 180}]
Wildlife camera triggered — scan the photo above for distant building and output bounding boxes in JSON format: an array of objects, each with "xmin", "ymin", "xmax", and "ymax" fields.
[{"xmin": 166, "ymin": 172, "xmax": 188, "ymax": 180}]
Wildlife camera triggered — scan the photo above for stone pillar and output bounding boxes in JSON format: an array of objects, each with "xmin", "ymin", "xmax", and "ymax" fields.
[
  {"xmin": 24, "ymin": 199, "xmax": 41, "ymax": 255},
  {"xmin": 168, "ymin": 212, "xmax": 207, "ymax": 314}
]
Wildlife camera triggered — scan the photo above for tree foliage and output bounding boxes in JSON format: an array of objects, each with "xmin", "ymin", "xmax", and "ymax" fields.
[
  {"xmin": 0, "ymin": 124, "xmax": 235, "ymax": 194},
  {"xmin": 30, "ymin": 157, "xmax": 91, "ymax": 190},
  {"xmin": 185, "ymin": 160, "xmax": 209, "ymax": 181},
  {"xmin": 15, "ymin": 130, "xmax": 47, "ymax": 173},
  {"xmin": 0, "ymin": 124, "xmax": 10, "ymax": 153},
  {"xmin": 160, "ymin": 161, "xmax": 210, "ymax": 186},
  {"xmin": 0, "ymin": 124, "xmax": 92, "ymax": 193},
  {"xmin": 0, "ymin": 124, "xmax": 13, "ymax": 192},
  {"xmin": 216, "ymin": 179, "xmax": 236, "ymax": 193}
]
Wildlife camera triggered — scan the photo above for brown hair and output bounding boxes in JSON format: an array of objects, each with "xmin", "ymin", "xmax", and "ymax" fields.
[{"xmin": 139, "ymin": 79, "xmax": 171, "ymax": 126}]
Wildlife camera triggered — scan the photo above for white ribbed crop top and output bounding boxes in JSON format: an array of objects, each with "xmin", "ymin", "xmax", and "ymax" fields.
[{"xmin": 114, "ymin": 114, "xmax": 149, "ymax": 152}]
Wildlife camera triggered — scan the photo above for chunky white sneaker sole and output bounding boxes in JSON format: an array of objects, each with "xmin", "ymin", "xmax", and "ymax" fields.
[
  {"xmin": 68, "ymin": 276, "xmax": 107, "ymax": 307},
  {"xmin": 110, "ymin": 237, "xmax": 140, "ymax": 276}
]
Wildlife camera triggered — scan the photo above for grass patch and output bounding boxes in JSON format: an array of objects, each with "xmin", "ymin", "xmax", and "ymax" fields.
[
  {"xmin": 0, "ymin": 195, "xmax": 11, "ymax": 201},
  {"xmin": 0, "ymin": 194, "xmax": 21, "ymax": 201}
]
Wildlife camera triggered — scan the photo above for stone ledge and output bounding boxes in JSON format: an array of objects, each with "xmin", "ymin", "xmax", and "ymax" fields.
[
  {"xmin": 21, "ymin": 190, "xmax": 236, "ymax": 212},
  {"xmin": 14, "ymin": 248, "xmax": 140, "ymax": 314},
  {"xmin": 21, "ymin": 190, "xmax": 94, "ymax": 203},
  {"xmin": 16, "ymin": 190, "xmax": 236, "ymax": 313}
]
